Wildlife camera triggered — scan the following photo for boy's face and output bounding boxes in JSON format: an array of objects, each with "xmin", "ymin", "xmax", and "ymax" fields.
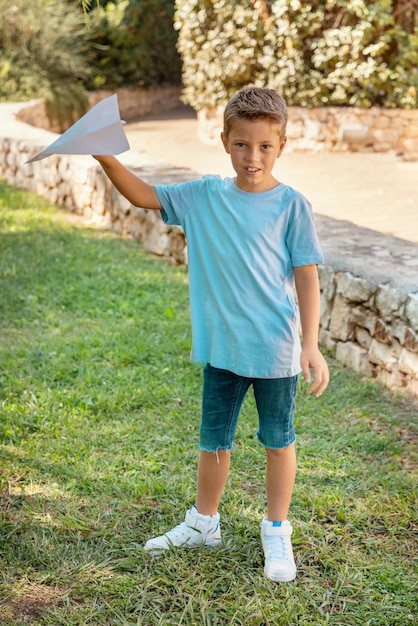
[{"xmin": 221, "ymin": 118, "xmax": 286, "ymax": 193}]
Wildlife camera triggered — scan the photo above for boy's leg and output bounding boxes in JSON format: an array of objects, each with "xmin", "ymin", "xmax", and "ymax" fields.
[
  {"xmin": 144, "ymin": 365, "xmax": 249, "ymax": 553},
  {"xmin": 254, "ymin": 375, "xmax": 298, "ymax": 582},
  {"xmin": 143, "ymin": 450, "xmax": 227, "ymax": 554},
  {"xmin": 261, "ymin": 444, "xmax": 298, "ymax": 582},
  {"xmin": 253, "ymin": 374, "xmax": 298, "ymax": 519},
  {"xmin": 197, "ymin": 364, "xmax": 250, "ymax": 515},
  {"xmin": 196, "ymin": 450, "xmax": 231, "ymax": 516},
  {"xmin": 265, "ymin": 442, "xmax": 296, "ymax": 521}
]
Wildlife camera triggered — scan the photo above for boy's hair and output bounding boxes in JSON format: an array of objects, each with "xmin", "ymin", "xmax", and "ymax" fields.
[{"xmin": 223, "ymin": 87, "xmax": 288, "ymax": 138}]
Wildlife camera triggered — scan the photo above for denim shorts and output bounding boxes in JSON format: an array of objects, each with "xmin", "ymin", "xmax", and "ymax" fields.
[{"xmin": 200, "ymin": 364, "xmax": 298, "ymax": 452}]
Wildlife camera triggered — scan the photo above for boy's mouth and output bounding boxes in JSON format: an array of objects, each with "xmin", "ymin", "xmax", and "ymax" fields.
[{"xmin": 245, "ymin": 167, "xmax": 259, "ymax": 173}]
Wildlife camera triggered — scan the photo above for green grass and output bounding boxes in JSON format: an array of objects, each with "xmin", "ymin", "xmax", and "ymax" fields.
[{"xmin": 0, "ymin": 180, "xmax": 417, "ymax": 625}]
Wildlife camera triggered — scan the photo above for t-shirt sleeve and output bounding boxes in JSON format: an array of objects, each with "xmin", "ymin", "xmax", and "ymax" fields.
[
  {"xmin": 155, "ymin": 178, "xmax": 207, "ymax": 227},
  {"xmin": 286, "ymin": 195, "xmax": 324, "ymax": 267}
]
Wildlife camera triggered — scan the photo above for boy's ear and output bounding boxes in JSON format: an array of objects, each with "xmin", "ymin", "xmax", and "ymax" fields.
[
  {"xmin": 276, "ymin": 136, "xmax": 287, "ymax": 158},
  {"xmin": 221, "ymin": 132, "xmax": 230, "ymax": 154}
]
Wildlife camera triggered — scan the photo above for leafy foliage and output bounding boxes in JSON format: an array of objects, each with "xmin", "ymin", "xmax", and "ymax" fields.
[
  {"xmin": 0, "ymin": 0, "xmax": 90, "ymax": 122},
  {"xmin": 87, "ymin": 0, "xmax": 182, "ymax": 89},
  {"xmin": 0, "ymin": 0, "xmax": 180, "ymax": 114},
  {"xmin": 174, "ymin": 0, "xmax": 418, "ymax": 110}
]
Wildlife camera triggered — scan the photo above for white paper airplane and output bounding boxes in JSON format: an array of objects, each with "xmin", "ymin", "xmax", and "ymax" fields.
[{"xmin": 26, "ymin": 94, "xmax": 130, "ymax": 163}]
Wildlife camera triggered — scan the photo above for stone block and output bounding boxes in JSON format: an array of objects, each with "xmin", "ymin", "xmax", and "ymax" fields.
[
  {"xmin": 68, "ymin": 158, "xmax": 91, "ymax": 184},
  {"xmin": 398, "ymin": 349, "xmax": 418, "ymax": 378},
  {"xmin": 91, "ymin": 191, "xmax": 106, "ymax": 216},
  {"xmin": 351, "ymin": 306, "xmax": 378, "ymax": 334},
  {"xmin": 286, "ymin": 120, "xmax": 303, "ymax": 140},
  {"xmin": 369, "ymin": 339, "xmax": 397, "ymax": 371},
  {"xmin": 58, "ymin": 157, "xmax": 70, "ymax": 179},
  {"xmin": 375, "ymin": 284, "xmax": 405, "ymax": 321},
  {"xmin": 71, "ymin": 184, "xmax": 93, "ymax": 212},
  {"xmin": 6, "ymin": 150, "xmax": 17, "ymax": 169},
  {"xmin": 391, "ymin": 319, "xmax": 409, "ymax": 345},
  {"xmin": 47, "ymin": 187, "xmax": 60, "ymax": 204},
  {"xmin": 401, "ymin": 151, "xmax": 418, "ymax": 162},
  {"xmin": 318, "ymin": 265, "xmax": 336, "ymax": 301},
  {"xmin": 319, "ymin": 329, "xmax": 337, "ymax": 353},
  {"xmin": 377, "ymin": 367, "xmax": 405, "ymax": 390},
  {"xmin": 93, "ymin": 170, "xmax": 107, "ymax": 198},
  {"xmin": 373, "ymin": 116, "xmax": 390, "ymax": 129},
  {"xmin": 14, "ymin": 168, "xmax": 32, "ymax": 189},
  {"xmin": 369, "ymin": 128, "xmax": 399, "ymax": 147},
  {"xmin": 304, "ymin": 118, "xmax": 323, "ymax": 140},
  {"xmin": 64, "ymin": 194, "xmax": 77, "ymax": 211},
  {"xmin": 124, "ymin": 213, "xmax": 144, "ymax": 241},
  {"xmin": 320, "ymin": 293, "xmax": 332, "ymax": 330},
  {"xmin": 397, "ymin": 137, "xmax": 418, "ymax": 153},
  {"xmin": 404, "ymin": 377, "xmax": 418, "ymax": 395},
  {"xmin": 336, "ymin": 272, "xmax": 370, "ymax": 303},
  {"xmin": 113, "ymin": 194, "xmax": 132, "ymax": 217},
  {"xmin": 374, "ymin": 318, "xmax": 391, "ymax": 344},
  {"xmin": 403, "ymin": 124, "xmax": 418, "ymax": 139},
  {"xmin": 167, "ymin": 229, "xmax": 188, "ymax": 265},
  {"xmin": 404, "ymin": 328, "xmax": 418, "ymax": 353},
  {"xmin": 355, "ymin": 327, "xmax": 372, "ymax": 349},
  {"xmin": 405, "ymin": 293, "xmax": 418, "ymax": 330},
  {"xmin": 329, "ymin": 294, "xmax": 355, "ymax": 341},
  {"xmin": 335, "ymin": 341, "xmax": 371, "ymax": 375},
  {"xmin": 16, "ymin": 150, "xmax": 32, "ymax": 171}
]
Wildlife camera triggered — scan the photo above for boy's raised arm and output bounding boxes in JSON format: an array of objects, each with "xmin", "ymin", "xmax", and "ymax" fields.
[{"xmin": 93, "ymin": 155, "xmax": 162, "ymax": 210}]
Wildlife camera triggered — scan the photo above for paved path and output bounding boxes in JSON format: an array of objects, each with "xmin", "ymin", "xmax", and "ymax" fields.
[{"xmin": 124, "ymin": 106, "xmax": 418, "ymax": 245}]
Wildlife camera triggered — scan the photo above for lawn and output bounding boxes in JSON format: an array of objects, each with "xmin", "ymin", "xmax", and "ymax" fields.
[{"xmin": 0, "ymin": 181, "xmax": 417, "ymax": 625}]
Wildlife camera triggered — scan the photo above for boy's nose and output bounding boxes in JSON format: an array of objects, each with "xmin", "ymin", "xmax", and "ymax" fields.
[{"xmin": 246, "ymin": 147, "xmax": 259, "ymax": 162}]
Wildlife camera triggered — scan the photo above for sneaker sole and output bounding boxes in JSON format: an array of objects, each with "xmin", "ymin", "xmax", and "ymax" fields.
[
  {"xmin": 264, "ymin": 567, "xmax": 297, "ymax": 583},
  {"xmin": 144, "ymin": 538, "xmax": 222, "ymax": 555}
]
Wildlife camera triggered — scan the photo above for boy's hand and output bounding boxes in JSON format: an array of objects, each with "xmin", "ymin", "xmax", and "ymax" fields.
[{"xmin": 300, "ymin": 347, "xmax": 329, "ymax": 397}]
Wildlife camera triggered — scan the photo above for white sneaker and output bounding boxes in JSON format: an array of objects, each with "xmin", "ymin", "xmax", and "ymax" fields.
[
  {"xmin": 261, "ymin": 519, "xmax": 297, "ymax": 582},
  {"xmin": 144, "ymin": 506, "xmax": 221, "ymax": 554}
]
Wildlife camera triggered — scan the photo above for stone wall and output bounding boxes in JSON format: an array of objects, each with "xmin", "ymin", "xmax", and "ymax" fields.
[
  {"xmin": 318, "ymin": 266, "xmax": 418, "ymax": 395},
  {"xmin": 16, "ymin": 88, "xmax": 418, "ymax": 161},
  {"xmin": 198, "ymin": 106, "xmax": 418, "ymax": 161},
  {"xmin": 1, "ymin": 136, "xmax": 417, "ymax": 397},
  {"xmin": 16, "ymin": 87, "xmax": 183, "ymax": 133}
]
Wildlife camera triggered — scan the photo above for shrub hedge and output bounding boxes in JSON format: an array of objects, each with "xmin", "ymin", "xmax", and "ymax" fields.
[{"xmin": 174, "ymin": 0, "xmax": 418, "ymax": 110}]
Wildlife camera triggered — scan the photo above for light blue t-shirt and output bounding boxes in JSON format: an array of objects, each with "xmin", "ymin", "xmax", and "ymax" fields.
[{"xmin": 155, "ymin": 175, "xmax": 324, "ymax": 378}]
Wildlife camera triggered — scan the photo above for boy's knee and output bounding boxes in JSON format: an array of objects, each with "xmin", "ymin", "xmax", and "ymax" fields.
[{"xmin": 265, "ymin": 442, "xmax": 295, "ymax": 457}]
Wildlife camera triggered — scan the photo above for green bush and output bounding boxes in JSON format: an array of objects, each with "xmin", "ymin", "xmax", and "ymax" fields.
[
  {"xmin": 87, "ymin": 0, "xmax": 182, "ymax": 89},
  {"xmin": 174, "ymin": 0, "xmax": 418, "ymax": 110},
  {"xmin": 0, "ymin": 0, "xmax": 90, "ymax": 121}
]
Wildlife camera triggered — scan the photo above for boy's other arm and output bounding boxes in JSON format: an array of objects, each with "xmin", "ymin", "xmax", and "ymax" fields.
[
  {"xmin": 294, "ymin": 264, "xmax": 329, "ymax": 397},
  {"xmin": 93, "ymin": 155, "xmax": 162, "ymax": 210}
]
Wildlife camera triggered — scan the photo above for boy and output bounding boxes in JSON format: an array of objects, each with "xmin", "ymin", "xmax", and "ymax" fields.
[{"xmin": 93, "ymin": 87, "xmax": 329, "ymax": 583}]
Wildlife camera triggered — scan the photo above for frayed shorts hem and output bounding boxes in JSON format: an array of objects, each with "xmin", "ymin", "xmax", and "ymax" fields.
[
  {"xmin": 198, "ymin": 445, "xmax": 233, "ymax": 453},
  {"xmin": 257, "ymin": 434, "xmax": 297, "ymax": 450}
]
